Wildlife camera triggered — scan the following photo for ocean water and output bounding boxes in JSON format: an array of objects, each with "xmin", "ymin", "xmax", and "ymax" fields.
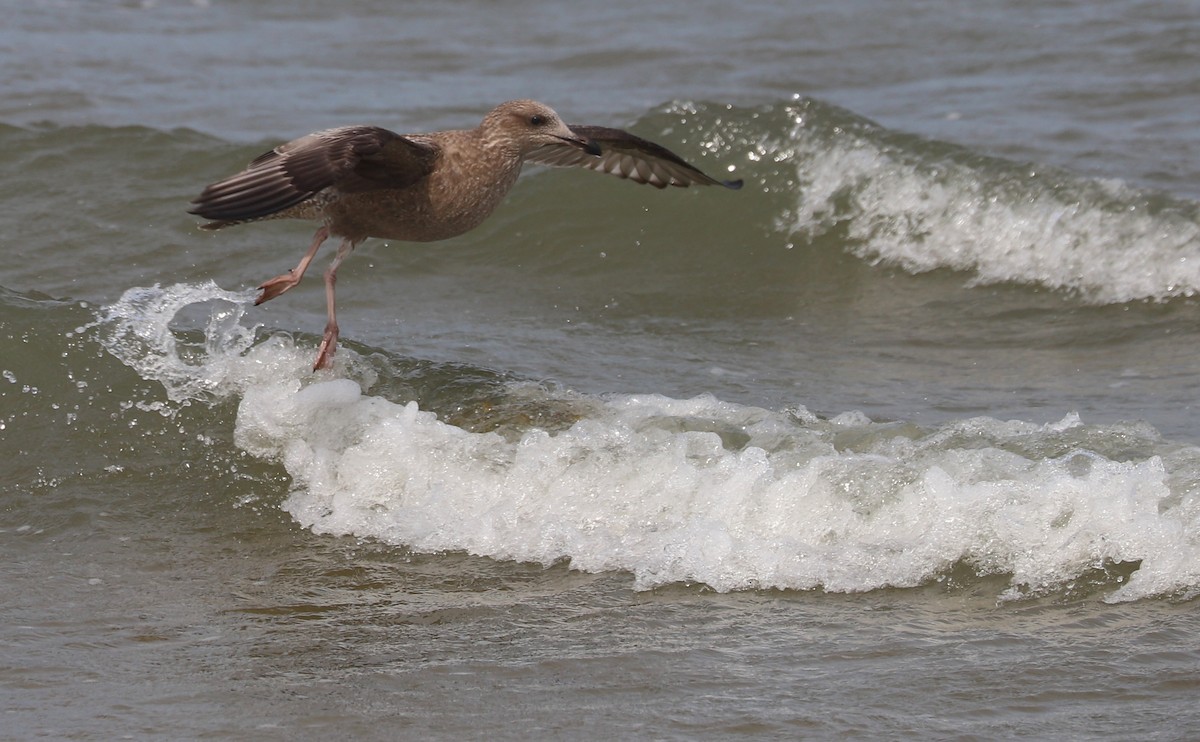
[{"xmin": 4, "ymin": 1, "xmax": 1200, "ymax": 739}]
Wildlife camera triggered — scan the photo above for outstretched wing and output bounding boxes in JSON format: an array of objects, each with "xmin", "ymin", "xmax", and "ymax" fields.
[
  {"xmin": 189, "ymin": 127, "xmax": 439, "ymax": 226},
  {"xmin": 526, "ymin": 124, "xmax": 742, "ymax": 190}
]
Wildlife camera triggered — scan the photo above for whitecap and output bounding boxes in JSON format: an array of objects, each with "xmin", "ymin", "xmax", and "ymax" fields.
[{"xmin": 90, "ymin": 281, "xmax": 1200, "ymax": 602}]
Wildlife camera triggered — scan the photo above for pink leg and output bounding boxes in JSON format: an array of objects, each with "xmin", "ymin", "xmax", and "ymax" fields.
[
  {"xmin": 312, "ymin": 238, "xmax": 359, "ymax": 371},
  {"xmin": 255, "ymin": 225, "xmax": 330, "ymax": 306}
]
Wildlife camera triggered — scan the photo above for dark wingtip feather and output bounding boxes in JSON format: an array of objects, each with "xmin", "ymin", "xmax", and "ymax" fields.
[
  {"xmin": 186, "ymin": 204, "xmax": 236, "ymax": 230},
  {"xmin": 722, "ymin": 179, "xmax": 744, "ymax": 190}
]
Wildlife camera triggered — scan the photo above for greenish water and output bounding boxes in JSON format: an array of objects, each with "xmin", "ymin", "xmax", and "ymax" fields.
[{"xmin": 4, "ymin": 1, "xmax": 1200, "ymax": 739}]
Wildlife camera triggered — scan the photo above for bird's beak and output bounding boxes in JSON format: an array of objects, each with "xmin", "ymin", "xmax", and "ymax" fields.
[{"xmin": 557, "ymin": 133, "xmax": 602, "ymax": 157}]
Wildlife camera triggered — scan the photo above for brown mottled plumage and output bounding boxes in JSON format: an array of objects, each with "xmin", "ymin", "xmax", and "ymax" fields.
[{"xmin": 190, "ymin": 99, "xmax": 742, "ymax": 370}]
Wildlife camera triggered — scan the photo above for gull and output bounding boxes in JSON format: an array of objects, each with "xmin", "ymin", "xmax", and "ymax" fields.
[{"xmin": 189, "ymin": 99, "xmax": 742, "ymax": 370}]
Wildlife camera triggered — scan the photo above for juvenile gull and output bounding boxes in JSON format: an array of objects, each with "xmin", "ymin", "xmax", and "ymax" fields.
[{"xmin": 189, "ymin": 99, "xmax": 742, "ymax": 370}]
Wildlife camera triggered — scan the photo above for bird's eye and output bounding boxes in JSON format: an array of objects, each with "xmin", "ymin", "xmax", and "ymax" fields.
[{"xmin": 530, "ymin": 114, "xmax": 546, "ymax": 126}]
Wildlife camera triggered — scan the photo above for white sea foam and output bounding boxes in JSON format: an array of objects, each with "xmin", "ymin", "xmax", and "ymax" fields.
[
  {"xmin": 777, "ymin": 101, "xmax": 1200, "ymax": 303},
  {"xmin": 93, "ymin": 282, "xmax": 339, "ymax": 403},
  {"xmin": 238, "ymin": 380, "xmax": 1200, "ymax": 602},
  {"xmin": 94, "ymin": 283, "xmax": 1200, "ymax": 601}
]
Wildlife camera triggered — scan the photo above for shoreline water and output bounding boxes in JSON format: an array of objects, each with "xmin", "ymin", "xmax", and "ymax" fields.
[{"xmin": 4, "ymin": 1, "xmax": 1200, "ymax": 738}]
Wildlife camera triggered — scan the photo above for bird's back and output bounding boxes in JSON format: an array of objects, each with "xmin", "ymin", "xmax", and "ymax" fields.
[{"xmin": 190, "ymin": 123, "xmax": 531, "ymax": 243}]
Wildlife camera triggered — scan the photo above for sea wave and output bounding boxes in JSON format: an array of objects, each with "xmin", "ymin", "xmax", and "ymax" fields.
[
  {"xmin": 445, "ymin": 97, "xmax": 1200, "ymax": 304},
  {"xmin": 85, "ymin": 282, "xmax": 1200, "ymax": 602},
  {"xmin": 735, "ymin": 97, "xmax": 1200, "ymax": 303},
  {"xmin": 9, "ymin": 99, "xmax": 1199, "ymax": 307}
]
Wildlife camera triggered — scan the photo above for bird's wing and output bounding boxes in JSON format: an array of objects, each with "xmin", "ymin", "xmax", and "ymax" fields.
[
  {"xmin": 526, "ymin": 125, "xmax": 742, "ymax": 190},
  {"xmin": 189, "ymin": 127, "xmax": 439, "ymax": 224}
]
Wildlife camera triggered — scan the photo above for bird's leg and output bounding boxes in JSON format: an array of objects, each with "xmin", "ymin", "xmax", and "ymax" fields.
[
  {"xmin": 312, "ymin": 238, "xmax": 358, "ymax": 371},
  {"xmin": 256, "ymin": 225, "xmax": 330, "ymax": 305}
]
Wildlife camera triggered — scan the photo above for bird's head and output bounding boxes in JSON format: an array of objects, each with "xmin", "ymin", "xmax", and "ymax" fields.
[{"xmin": 482, "ymin": 99, "xmax": 601, "ymax": 157}]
